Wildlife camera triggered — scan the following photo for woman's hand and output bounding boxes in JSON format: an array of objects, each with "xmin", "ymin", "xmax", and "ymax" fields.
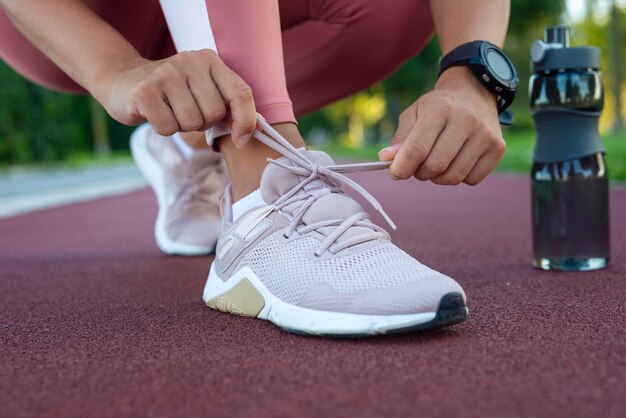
[
  {"xmin": 1, "ymin": 1, "xmax": 255, "ymax": 146},
  {"xmin": 379, "ymin": 66, "xmax": 506, "ymax": 186},
  {"xmin": 97, "ymin": 49, "xmax": 257, "ymax": 147}
]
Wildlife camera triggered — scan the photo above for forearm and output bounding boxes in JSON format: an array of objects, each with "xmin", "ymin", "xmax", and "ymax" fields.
[
  {"xmin": 429, "ymin": 0, "xmax": 510, "ymax": 53},
  {"xmin": 0, "ymin": 0, "xmax": 143, "ymax": 99}
]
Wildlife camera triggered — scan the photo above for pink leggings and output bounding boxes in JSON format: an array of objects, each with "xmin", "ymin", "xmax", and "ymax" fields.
[{"xmin": 0, "ymin": 0, "xmax": 433, "ymax": 125}]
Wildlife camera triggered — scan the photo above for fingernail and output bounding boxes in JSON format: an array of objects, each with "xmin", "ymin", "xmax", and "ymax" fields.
[
  {"xmin": 236, "ymin": 134, "xmax": 250, "ymax": 148},
  {"xmin": 390, "ymin": 174, "xmax": 400, "ymax": 181},
  {"xmin": 378, "ymin": 148, "xmax": 391, "ymax": 161},
  {"xmin": 378, "ymin": 144, "xmax": 401, "ymax": 160}
]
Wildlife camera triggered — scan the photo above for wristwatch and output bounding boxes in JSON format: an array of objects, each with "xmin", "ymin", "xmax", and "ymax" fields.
[{"xmin": 438, "ymin": 40, "xmax": 519, "ymax": 125}]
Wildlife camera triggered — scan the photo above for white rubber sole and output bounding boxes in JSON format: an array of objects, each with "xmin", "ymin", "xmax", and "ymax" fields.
[
  {"xmin": 130, "ymin": 125, "xmax": 214, "ymax": 256},
  {"xmin": 202, "ymin": 263, "xmax": 467, "ymax": 337}
]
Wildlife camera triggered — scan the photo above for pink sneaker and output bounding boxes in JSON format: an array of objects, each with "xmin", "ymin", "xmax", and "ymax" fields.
[
  {"xmin": 131, "ymin": 124, "xmax": 223, "ymax": 255},
  {"xmin": 202, "ymin": 118, "xmax": 467, "ymax": 336}
]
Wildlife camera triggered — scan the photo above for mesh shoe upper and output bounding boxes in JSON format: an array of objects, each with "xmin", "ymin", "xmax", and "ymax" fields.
[{"xmin": 236, "ymin": 232, "xmax": 463, "ymax": 314}]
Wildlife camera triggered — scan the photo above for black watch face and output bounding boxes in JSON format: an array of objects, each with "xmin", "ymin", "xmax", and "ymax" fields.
[
  {"xmin": 483, "ymin": 45, "xmax": 518, "ymax": 88},
  {"xmin": 487, "ymin": 49, "xmax": 512, "ymax": 80}
]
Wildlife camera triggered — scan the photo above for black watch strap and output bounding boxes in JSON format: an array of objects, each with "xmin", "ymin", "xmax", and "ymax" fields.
[{"xmin": 438, "ymin": 41, "xmax": 483, "ymax": 78}]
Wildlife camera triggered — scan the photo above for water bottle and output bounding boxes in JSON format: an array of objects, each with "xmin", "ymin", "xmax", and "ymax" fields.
[{"xmin": 529, "ymin": 26, "xmax": 610, "ymax": 271}]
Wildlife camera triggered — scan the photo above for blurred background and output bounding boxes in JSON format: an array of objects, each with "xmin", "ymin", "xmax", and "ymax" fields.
[{"xmin": 0, "ymin": 0, "xmax": 624, "ymax": 181}]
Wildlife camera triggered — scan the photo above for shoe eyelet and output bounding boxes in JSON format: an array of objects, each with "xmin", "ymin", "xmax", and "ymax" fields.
[{"xmin": 279, "ymin": 232, "xmax": 294, "ymax": 243}]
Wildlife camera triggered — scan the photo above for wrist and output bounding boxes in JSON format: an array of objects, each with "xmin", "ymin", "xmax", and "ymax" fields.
[
  {"xmin": 87, "ymin": 54, "xmax": 147, "ymax": 104},
  {"xmin": 436, "ymin": 66, "xmax": 498, "ymax": 111}
]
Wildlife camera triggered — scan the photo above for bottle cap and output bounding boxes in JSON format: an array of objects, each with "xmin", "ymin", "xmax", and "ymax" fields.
[{"xmin": 531, "ymin": 26, "xmax": 600, "ymax": 73}]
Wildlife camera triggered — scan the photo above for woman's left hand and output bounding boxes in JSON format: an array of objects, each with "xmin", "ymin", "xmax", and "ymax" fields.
[{"xmin": 379, "ymin": 66, "xmax": 506, "ymax": 186}]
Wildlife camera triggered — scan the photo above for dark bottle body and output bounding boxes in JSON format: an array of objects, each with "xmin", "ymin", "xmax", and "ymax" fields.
[
  {"xmin": 530, "ymin": 68, "xmax": 610, "ymax": 271},
  {"xmin": 531, "ymin": 153, "xmax": 610, "ymax": 270}
]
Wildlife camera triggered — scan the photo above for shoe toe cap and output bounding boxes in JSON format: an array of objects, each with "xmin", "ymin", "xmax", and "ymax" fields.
[{"xmin": 297, "ymin": 271, "xmax": 465, "ymax": 316}]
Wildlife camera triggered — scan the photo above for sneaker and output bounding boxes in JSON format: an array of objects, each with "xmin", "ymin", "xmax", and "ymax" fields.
[
  {"xmin": 202, "ymin": 117, "xmax": 467, "ymax": 336},
  {"xmin": 131, "ymin": 124, "xmax": 223, "ymax": 255}
]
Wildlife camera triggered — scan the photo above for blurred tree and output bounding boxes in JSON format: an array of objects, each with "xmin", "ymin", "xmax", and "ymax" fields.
[
  {"xmin": 90, "ymin": 97, "xmax": 111, "ymax": 157},
  {"xmin": 609, "ymin": 0, "xmax": 624, "ymax": 132},
  {"xmin": 0, "ymin": 62, "xmax": 91, "ymax": 163},
  {"xmin": 586, "ymin": 0, "xmax": 595, "ymax": 22},
  {"xmin": 574, "ymin": 2, "xmax": 626, "ymax": 132},
  {"xmin": 0, "ymin": 61, "xmax": 134, "ymax": 164},
  {"xmin": 380, "ymin": 38, "xmax": 442, "ymax": 131}
]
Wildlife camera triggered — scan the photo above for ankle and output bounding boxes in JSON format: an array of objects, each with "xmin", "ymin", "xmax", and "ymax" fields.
[
  {"xmin": 179, "ymin": 131, "xmax": 210, "ymax": 149},
  {"xmin": 220, "ymin": 123, "xmax": 305, "ymax": 202},
  {"xmin": 230, "ymin": 176, "xmax": 263, "ymax": 202},
  {"xmin": 271, "ymin": 123, "xmax": 305, "ymax": 148}
]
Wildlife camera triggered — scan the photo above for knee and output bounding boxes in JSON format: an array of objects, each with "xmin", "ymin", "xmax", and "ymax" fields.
[
  {"xmin": 317, "ymin": 0, "xmax": 434, "ymax": 76},
  {"xmin": 380, "ymin": 0, "xmax": 435, "ymax": 60},
  {"xmin": 0, "ymin": 11, "xmax": 85, "ymax": 94}
]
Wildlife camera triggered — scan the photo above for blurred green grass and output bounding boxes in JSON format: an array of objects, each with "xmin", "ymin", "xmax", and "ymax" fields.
[{"xmin": 317, "ymin": 129, "xmax": 626, "ymax": 182}]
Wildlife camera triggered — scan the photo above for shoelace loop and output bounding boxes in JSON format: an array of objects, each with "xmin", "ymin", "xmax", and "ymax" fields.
[{"xmin": 252, "ymin": 115, "xmax": 397, "ymax": 255}]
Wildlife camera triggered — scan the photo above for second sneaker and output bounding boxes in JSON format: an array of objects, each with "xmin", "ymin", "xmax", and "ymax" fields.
[{"xmin": 131, "ymin": 124, "xmax": 223, "ymax": 255}]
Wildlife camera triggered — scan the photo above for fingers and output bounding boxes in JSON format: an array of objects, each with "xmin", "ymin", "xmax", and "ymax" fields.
[
  {"xmin": 414, "ymin": 104, "xmax": 477, "ymax": 181},
  {"xmin": 431, "ymin": 131, "xmax": 506, "ymax": 186},
  {"xmin": 132, "ymin": 81, "xmax": 179, "ymax": 136},
  {"xmin": 378, "ymin": 143, "xmax": 402, "ymax": 161},
  {"xmin": 431, "ymin": 136, "xmax": 484, "ymax": 185},
  {"xmin": 188, "ymin": 78, "xmax": 226, "ymax": 131},
  {"xmin": 183, "ymin": 51, "xmax": 227, "ymax": 131},
  {"xmin": 129, "ymin": 57, "xmax": 204, "ymax": 136},
  {"xmin": 388, "ymin": 98, "xmax": 447, "ymax": 179},
  {"xmin": 464, "ymin": 140, "xmax": 506, "ymax": 185},
  {"xmin": 207, "ymin": 51, "xmax": 257, "ymax": 148},
  {"xmin": 158, "ymin": 63, "xmax": 205, "ymax": 132}
]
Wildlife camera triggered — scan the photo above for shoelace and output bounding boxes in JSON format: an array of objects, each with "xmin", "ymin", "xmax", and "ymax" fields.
[{"xmin": 252, "ymin": 115, "xmax": 397, "ymax": 256}]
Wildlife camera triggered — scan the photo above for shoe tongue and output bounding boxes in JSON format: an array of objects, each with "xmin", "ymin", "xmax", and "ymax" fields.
[{"xmin": 260, "ymin": 149, "xmax": 373, "ymax": 245}]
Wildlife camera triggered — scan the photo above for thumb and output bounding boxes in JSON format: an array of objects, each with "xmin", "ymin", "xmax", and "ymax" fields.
[
  {"xmin": 378, "ymin": 143, "xmax": 402, "ymax": 161},
  {"xmin": 229, "ymin": 110, "xmax": 257, "ymax": 149},
  {"xmin": 378, "ymin": 110, "xmax": 415, "ymax": 161}
]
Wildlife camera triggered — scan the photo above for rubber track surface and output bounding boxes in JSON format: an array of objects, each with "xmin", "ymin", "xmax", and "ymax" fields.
[{"xmin": 1, "ymin": 174, "xmax": 624, "ymax": 418}]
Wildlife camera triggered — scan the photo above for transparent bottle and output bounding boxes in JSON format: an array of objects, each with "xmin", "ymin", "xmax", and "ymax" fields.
[{"xmin": 529, "ymin": 26, "xmax": 610, "ymax": 271}]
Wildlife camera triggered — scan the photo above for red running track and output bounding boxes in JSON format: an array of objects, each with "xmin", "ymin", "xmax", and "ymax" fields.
[{"xmin": 1, "ymin": 174, "xmax": 624, "ymax": 418}]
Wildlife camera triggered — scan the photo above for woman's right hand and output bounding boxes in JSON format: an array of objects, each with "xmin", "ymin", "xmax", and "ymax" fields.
[{"xmin": 97, "ymin": 49, "xmax": 257, "ymax": 147}]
